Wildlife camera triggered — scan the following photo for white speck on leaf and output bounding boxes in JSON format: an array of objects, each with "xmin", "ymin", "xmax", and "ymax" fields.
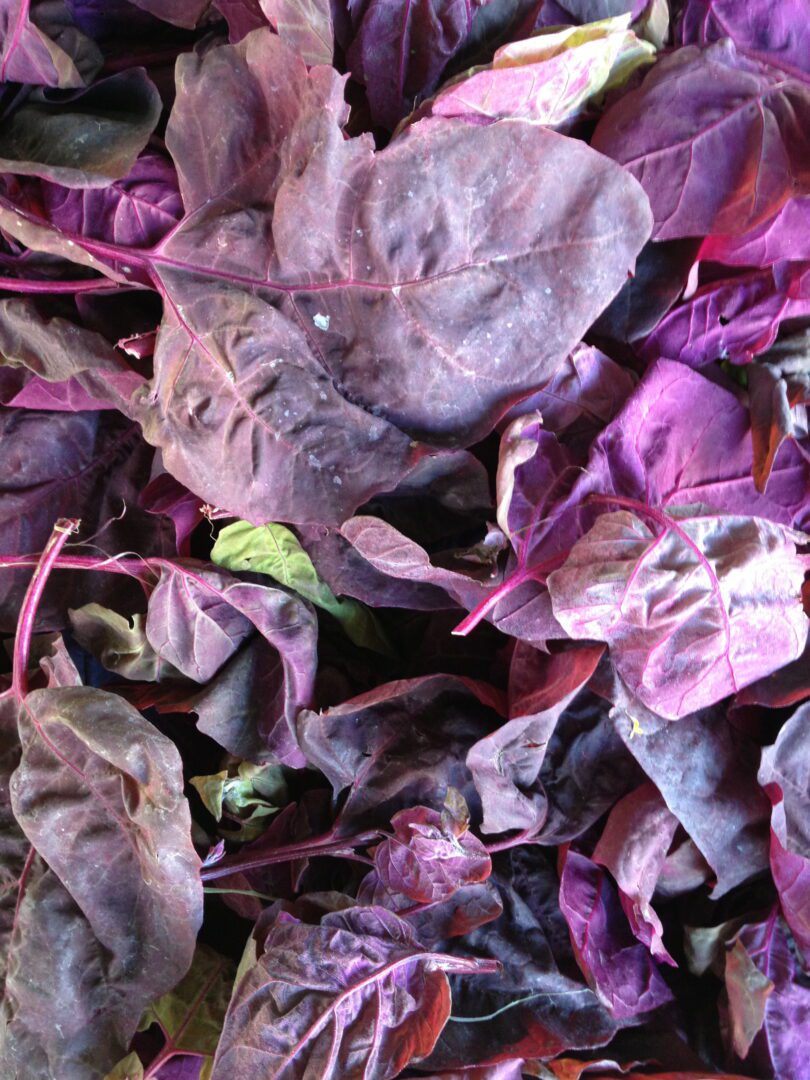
[{"xmin": 313, "ymin": 313, "xmax": 330, "ymax": 331}]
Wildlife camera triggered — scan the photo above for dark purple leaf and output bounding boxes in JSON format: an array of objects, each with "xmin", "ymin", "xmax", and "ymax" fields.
[
  {"xmin": 127, "ymin": 0, "xmax": 211, "ymax": 28},
  {"xmin": 297, "ymin": 675, "xmax": 505, "ymax": 833},
  {"xmin": 613, "ymin": 703, "xmax": 771, "ymax": 897},
  {"xmin": 345, "ymin": 0, "xmax": 484, "ymax": 131},
  {"xmin": 558, "ymin": 847, "xmax": 674, "ymax": 1019},
  {"xmin": 0, "ymin": 410, "xmax": 174, "ymax": 632},
  {"xmin": 0, "ymin": 69, "xmax": 162, "ymax": 187},
  {"xmin": 592, "ymin": 40, "xmax": 810, "ymax": 240},
  {"xmin": 39, "ymin": 152, "xmax": 184, "ymax": 248},
  {"xmin": 210, "ymin": 906, "xmax": 497, "ymax": 1080}
]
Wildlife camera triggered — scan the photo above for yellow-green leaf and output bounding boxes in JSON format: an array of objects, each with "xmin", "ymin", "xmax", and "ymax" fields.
[
  {"xmin": 211, "ymin": 520, "xmax": 392, "ymax": 654},
  {"xmin": 104, "ymin": 1052, "xmax": 144, "ymax": 1080}
]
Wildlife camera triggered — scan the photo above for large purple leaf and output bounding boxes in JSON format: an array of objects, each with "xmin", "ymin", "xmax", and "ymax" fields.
[
  {"xmin": 210, "ymin": 906, "xmax": 496, "ymax": 1080},
  {"xmin": 558, "ymin": 848, "xmax": 673, "ymax": 1020},
  {"xmin": 2, "ymin": 29, "xmax": 651, "ymax": 526},
  {"xmin": 344, "ymin": 0, "xmax": 484, "ymax": 130},
  {"xmin": 546, "ymin": 507, "xmax": 808, "ymax": 720},
  {"xmin": 679, "ymin": 0, "xmax": 810, "ymax": 80},
  {"xmin": 592, "ymin": 782, "xmax": 678, "ymax": 963},
  {"xmin": 296, "ymin": 675, "xmax": 505, "ymax": 833},
  {"xmin": 592, "ymin": 40, "xmax": 810, "ymax": 240},
  {"xmin": 613, "ymin": 704, "xmax": 771, "ymax": 897},
  {"xmin": 8, "ymin": 686, "xmax": 203, "ymax": 1075},
  {"xmin": 0, "ymin": 0, "xmax": 100, "ymax": 87},
  {"xmin": 0, "ymin": 69, "xmax": 162, "ymax": 187}
]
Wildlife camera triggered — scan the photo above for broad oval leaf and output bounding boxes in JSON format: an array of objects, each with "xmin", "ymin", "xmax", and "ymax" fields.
[
  {"xmin": 131, "ymin": 29, "xmax": 651, "ymax": 526},
  {"xmin": 210, "ymin": 905, "xmax": 496, "ymax": 1080},
  {"xmin": 547, "ymin": 508, "xmax": 809, "ymax": 719},
  {"xmin": 592, "ymin": 40, "xmax": 810, "ymax": 240}
]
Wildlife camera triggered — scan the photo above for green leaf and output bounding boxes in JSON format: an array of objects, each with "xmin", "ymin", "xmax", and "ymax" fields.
[
  {"xmin": 139, "ymin": 944, "xmax": 235, "ymax": 1071},
  {"xmin": 104, "ymin": 1053, "xmax": 144, "ymax": 1080},
  {"xmin": 211, "ymin": 520, "xmax": 393, "ymax": 654},
  {"xmin": 190, "ymin": 761, "xmax": 287, "ymax": 842}
]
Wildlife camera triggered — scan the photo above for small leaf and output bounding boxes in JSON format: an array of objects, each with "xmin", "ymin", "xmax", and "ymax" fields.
[
  {"xmin": 212, "ymin": 520, "xmax": 393, "ymax": 654},
  {"xmin": 104, "ymin": 1053, "xmax": 144, "ymax": 1080}
]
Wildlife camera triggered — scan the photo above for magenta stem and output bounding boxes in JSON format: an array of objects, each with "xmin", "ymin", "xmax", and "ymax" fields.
[
  {"xmin": 0, "ymin": 275, "xmax": 121, "ymax": 295},
  {"xmin": 12, "ymin": 519, "xmax": 80, "ymax": 700},
  {"xmin": 0, "ymin": 552, "xmax": 157, "ymax": 587},
  {"xmin": 452, "ymin": 550, "xmax": 569, "ymax": 637},
  {"xmin": 200, "ymin": 829, "xmax": 382, "ymax": 882}
]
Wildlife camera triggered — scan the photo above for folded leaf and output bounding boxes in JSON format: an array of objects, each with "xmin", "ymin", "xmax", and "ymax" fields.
[
  {"xmin": 413, "ymin": 15, "xmax": 655, "ymax": 128},
  {"xmin": 558, "ymin": 848, "xmax": 674, "ymax": 1019},
  {"xmin": 372, "ymin": 803, "xmax": 491, "ymax": 903},
  {"xmin": 0, "ymin": 69, "xmax": 162, "ymax": 187},
  {"xmin": 592, "ymin": 783, "xmax": 678, "ymax": 963},
  {"xmin": 614, "ymin": 703, "xmax": 771, "ymax": 896},
  {"xmin": 679, "ymin": 0, "xmax": 810, "ymax": 79},
  {"xmin": 6, "ymin": 686, "xmax": 203, "ymax": 1076},
  {"xmin": 547, "ymin": 507, "xmax": 808, "ymax": 719}
]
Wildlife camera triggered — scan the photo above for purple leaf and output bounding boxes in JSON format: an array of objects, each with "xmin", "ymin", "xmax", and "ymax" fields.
[
  {"xmin": 546, "ymin": 507, "xmax": 808, "ymax": 719},
  {"xmin": 728, "ymin": 916, "xmax": 810, "ymax": 1078},
  {"xmin": 0, "ymin": 297, "xmax": 146, "ymax": 413},
  {"xmin": 592, "ymin": 40, "xmax": 810, "ymax": 240},
  {"xmin": 558, "ymin": 847, "xmax": 674, "ymax": 1019},
  {"xmin": 297, "ymin": 675, "xmax": 505, "ymax": 832},
  {"xmin": 0, "ymin": 410, "xmax": 174, "ymax": 632},
  {"xmin": 592, "ymin": 782, "xmax": 678, "ymax": 963},
  {"xmin": 144, "ymin": 560, "xmax": 318, "ymax": 764},
  {"xmin": 372, "ymin": 803, "xmax": 491, "ymax": 903},
  {"xmin": 638, "ymin": 263, "xmax": 810, "ymax": 369},
  {"xmin": 262, "ymin": 0, "xmax": 333, "ymax": 65},
  {"xmin": 138, "ymin": 472, "xmax": 205, "ymax": 557},
  {"xmin": 39, "ymin": 152, "xmax": 184, "ymax": 248},
  {"xmin": 698, "ymin": 195, "xmax": 810, "ymax": 268},
  {"xmin": 210, "ymin": 905, "xmax": 497, "ymax": 1080},
  {"xmin": 100, "ymin": 28, "xmax": 648, "ymax": 526},
  {"xmin": 614, "ymin": 703, "xmax": 771, "ymax": 896},
  {"xmin": 757, "ymin": 700, "xmax": 810, "ymax": 858},
  {"xmin": 679, "ymin": 0, "xmax": 810, "ymax": 80},
  {"xmin": 723, "ymin": 938, "xmax": 774, "ymax": 1060},
  {"xmin": 467, "ymin": 648, "xmax": 601, "ymax": 836},
  {"xmin": 0, "ymin": 0, "xmax": 101, "ymax": 87},
  {"xmin": 127, "ymin": 0, "xmax": 211, "ymax": 27},
  {"xmin": 344, "ymin": 0, "xmax": 484, "ymax": 131},
  {"xmin": 8, "ymin": 686, "xmax": 203, "ymax": 1073}
]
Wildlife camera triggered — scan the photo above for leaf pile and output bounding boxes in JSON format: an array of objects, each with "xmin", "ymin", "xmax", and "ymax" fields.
[{"xmin": 0, "ymin": 2, "xmax": 808, "ymax": 1078}]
